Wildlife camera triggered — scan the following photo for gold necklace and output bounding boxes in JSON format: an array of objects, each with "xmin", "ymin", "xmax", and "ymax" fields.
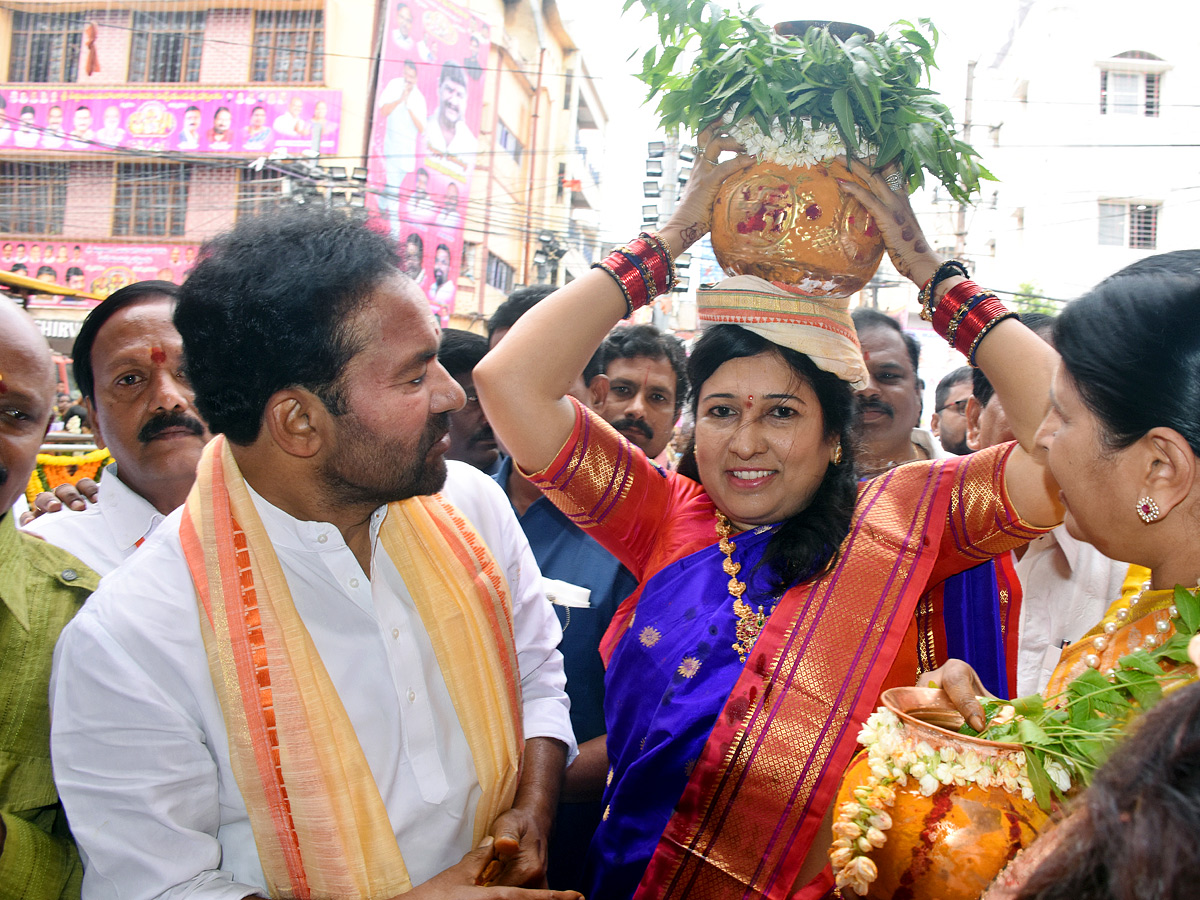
[{"xmin": 715, "ymin": 511, "xmax": 770, "ymax": 663}]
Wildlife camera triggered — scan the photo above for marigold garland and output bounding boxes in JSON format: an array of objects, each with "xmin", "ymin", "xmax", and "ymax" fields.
[{"xmin": 25, "ymin": 447, "xmax": 112, "ymax": 507}]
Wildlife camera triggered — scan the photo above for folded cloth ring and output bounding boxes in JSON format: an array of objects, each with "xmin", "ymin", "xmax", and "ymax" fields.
[{"xmin": 886, "ymin": 172, "xmax": 903, "ymax": 193}]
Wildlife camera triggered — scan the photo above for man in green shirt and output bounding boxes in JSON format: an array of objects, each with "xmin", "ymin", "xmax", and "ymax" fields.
[{"xmin": 0, "ymin": 299, "xmax": 98, "ymax": 900}]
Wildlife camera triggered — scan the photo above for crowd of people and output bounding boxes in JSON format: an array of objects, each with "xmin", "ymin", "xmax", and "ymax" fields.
[{"xmin": 2, "ymin": 128, "xmax": 1199, "ymax": 900}]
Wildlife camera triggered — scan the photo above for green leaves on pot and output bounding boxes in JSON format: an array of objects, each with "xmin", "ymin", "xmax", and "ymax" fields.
[{"xmin": 625, "ymin": 0, "xmax": 994, "ymax": 203}]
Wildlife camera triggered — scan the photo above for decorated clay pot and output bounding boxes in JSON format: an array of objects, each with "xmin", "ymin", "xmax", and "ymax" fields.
[
  {"xmin": 832, "ymin": 687, "xmax": 1051, "ymax": 900},
  {"xmin": 708, "ymin": 157, "xmax": 885, "ymax": 298}
]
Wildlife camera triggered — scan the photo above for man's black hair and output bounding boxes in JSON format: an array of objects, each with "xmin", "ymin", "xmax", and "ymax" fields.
[
  {"xmin": 175, "ymin": 207, "xmax": 400, "ymax": 445},
  {"xmin": 439, "ymin": 60, "xmax": 467, "ymax": 89},
  {"xmin": 36, "ymin": 265, "xmax": 56, "ymax": 279},
  {"xmin": 66, "ymin": 266, "xmax": 84, "ymax": 279},
  {"xmin": 851, "ymin": 307, "xmax": 920, "ymax": 375},
  {"xmin": 437, "ymin": 328, "xmax": 488, "ymax": 378},
  {"xmin": 487, "ymin": 285, "xmax": 604, "ymax": 384},
  {"xmin": 934, "ymin": 366, "xmax": 973, "ymax": 412},
  {"xmin": 600, "ymin": 324, "xmax": 689, "ymax": 415},
  {"xmin": 73, "ymin": 280, "xmax": 182, "ymax": 402}
]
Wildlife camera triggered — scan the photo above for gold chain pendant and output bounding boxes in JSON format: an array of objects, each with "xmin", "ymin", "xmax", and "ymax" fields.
[{"xmin": 716, "ymin": 511, "xmax": 768, "ymax": 663}]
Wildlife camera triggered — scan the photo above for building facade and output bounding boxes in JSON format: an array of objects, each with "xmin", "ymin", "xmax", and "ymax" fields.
[{"xmin": 0, "ymin": 0, "xmax": 607, "ymax": 352}]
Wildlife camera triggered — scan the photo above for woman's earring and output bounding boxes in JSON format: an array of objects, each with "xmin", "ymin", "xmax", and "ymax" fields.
[
  {"xmin": 1136, "ymin": 496, "xmax": 1160, "ymax": 523},
  {"xmin": 831, "ymin": 442, "xmax": 844, "ymax": 466}
]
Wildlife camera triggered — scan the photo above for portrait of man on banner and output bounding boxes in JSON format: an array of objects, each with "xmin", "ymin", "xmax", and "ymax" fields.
[{"xmin": 368, "ymin": 0, "xmax": 490, "ymax": 325}]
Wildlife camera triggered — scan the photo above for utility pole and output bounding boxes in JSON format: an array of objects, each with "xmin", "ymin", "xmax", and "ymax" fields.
[{"xmin": 955, "ymin": 60, "xmax": 976, "ymax": 258}]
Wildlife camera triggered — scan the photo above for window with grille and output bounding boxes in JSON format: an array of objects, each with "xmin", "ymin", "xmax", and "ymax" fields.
[
  {"xmin": 8, "ymin": 11, "xmax": 85, "ymax": 83},
  {"xmin": 1098, "ymin": 201, "xmax": 1159, "ymax": 249},
  {"xmin": 1099, "ymin": 51, "xmax": 1165, "ymax": 117},
  {"xmin": 0, "ymin": 162, "xmax": 69, "ymax": 234},
  {"xmin": 113, "ymin": 163, "xmax": 191, "ymax": 237},
  {"xmin": 237, "ymin": 168, "xmax": 283, "ymax": 220},
  {"xmin": 486, "ymin": 251, "xmax": 514, "ymax": 293},
  {"xmin": 497, "ymin": 122, "xmax": 522, "ymax": 163},
  {"xmin": 128, "ymin": 11, "xmax": 204, "ymax": 83},
  {"xmin": 252, "ymin": 9, "xmax": 325, "ymax": 83}
]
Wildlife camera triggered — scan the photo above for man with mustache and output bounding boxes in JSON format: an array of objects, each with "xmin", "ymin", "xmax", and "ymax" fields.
[
  {"xmin": 51, "ymin": 208, "xmax": 577, "ymax": 900},
  {"xmin": 26, "ymin": 281, "xmax": 211, "ymax": 575},
  {"xmin": 850, "ymin": 307, "xmax": 944, "ymax": 477},
  {"xmin": 0, "ymin": 299, "xmax": 96, "ymax": 898},
  {"xmin": 597, "ymin": 324, "xmax": 687, "ymax": 465}
]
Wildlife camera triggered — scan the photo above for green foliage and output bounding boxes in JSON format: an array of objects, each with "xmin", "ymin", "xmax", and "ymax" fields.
[
  {"xmin": 958, "ymin": 585, "xmax": 1200, "ymax": 811},
  {"xmin": 1012, "ymin": 281, "xmax": 1057, "ymax": 316},
  {"xmin": 625, "ymin": 0, "xmax": 993, "ymax": 203}
]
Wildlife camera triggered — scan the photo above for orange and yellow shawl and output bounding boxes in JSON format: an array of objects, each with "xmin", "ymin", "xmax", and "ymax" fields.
[{"xmin": 181, "ymin": 436, "xmax": 523, "ymax": 899}]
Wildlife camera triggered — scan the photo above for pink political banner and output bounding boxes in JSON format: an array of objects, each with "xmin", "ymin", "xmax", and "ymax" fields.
[
  {"xmin": 367, "ymin": 0, "xmax": 490, "ymax": 324},
  {"xmin": 0, "ymin": 86, "xmax": 341, "ymax": 156},
  {"xmin": 4, "ymin": 238, "xmax": 198, "ymax": 309}
]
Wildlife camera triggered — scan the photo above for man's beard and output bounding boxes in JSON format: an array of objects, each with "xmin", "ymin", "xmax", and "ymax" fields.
[{"xmin": 321, "ymin": 411, "xmax": 450, "ymax": 509}]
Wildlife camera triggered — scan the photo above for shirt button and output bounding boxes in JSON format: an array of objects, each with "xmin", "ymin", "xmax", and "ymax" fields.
[
  {"xmin": 61, "ymin": 568, "xmax": 77, "ymax": 582},
  {"xmin": 407, "ymin": 689, "xmax": 416, "ymax": 703},
  {"xmin": 317, "ymin": 533, "xmax": 328, "ymax": 544},
  {"xmin": 349, "ymin": 578, "xmax": 360, "ymax": 589},
  {"xmin": 392, "ymin": 628, "xmax": 400, "ymax": 639}
]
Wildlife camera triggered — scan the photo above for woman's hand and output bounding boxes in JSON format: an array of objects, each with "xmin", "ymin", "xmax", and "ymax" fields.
[
  {"xmin": 661, "ymin": 124, "xmax": 753, "ymax": 256},
  {"xmin": 837, "ymin": 158, "xmax": 943, "ymax": 289},
  {"xmin": 921, "ymin": 659, "xmax": 995, "ymax": 733}
]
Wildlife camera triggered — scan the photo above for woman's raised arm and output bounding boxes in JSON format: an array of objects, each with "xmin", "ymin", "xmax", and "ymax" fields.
[
  {"xmin": 840, "ymin": 163, "xmax": 1062, "ymax": 528},
  {"xmin": 475, "ymin": 131, "xmax": 751, "ymax": 473}
]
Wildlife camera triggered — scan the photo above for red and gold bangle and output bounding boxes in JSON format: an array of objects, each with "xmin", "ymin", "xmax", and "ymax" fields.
[
  {"xmin": 958, "ymin": 299, "xmax": 1018, "ymax": 365},
  {"xmin": 639, "ymin": 231, "xmax": 676, "ymax": 291},
  {"xmin": 931, "ymin": 278, "xmax": 983, "ymax": 337},
  {"xmin": 593, "ymin": 259, "xmax": 637, "ymax": 317},
  {"xmin": 616, "ymin": 248, "xmax": 658, "ymax": 302},
  {"xmin": 945, "ymin": 291, "xmax": 998, "ymax": 350}
]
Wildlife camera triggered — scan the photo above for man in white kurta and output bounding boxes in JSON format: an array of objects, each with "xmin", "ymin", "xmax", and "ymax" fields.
[
  {"xmin": 51, "ymin": 462, "xmax": 573, "ymax": 898},
  {"xmin": 49, "ymin": 206, "xmax": 578, "ymax": 900}
]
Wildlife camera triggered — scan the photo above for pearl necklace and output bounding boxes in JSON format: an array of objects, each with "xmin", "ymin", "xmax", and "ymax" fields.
[
  {"xmin": 715, "ymin": 511, "xmax": 775, "ymax": 663},
  {"xmin": 1081, "ymin": 578, "xmax": 1196, "ymax": 674}
]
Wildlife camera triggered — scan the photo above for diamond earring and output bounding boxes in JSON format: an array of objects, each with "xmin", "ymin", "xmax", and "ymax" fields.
[{"xmin": 1136, "ymin": 497, "xmax": 1160, "ymax": 524}]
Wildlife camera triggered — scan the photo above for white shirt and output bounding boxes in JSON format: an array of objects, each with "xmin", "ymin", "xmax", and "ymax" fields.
[
  {"xmin": 51, "ymin": 461, "xmax": 574, "ymax": 900},
  {"xmin": 24, "ymin": 467, "xmax": 165, "ymax": 575},
  {"xmin": 424, "ymin": 112, "xmax": 477, "ymax": 162},
  {"xmin": 1013, "ymin": 525, "xmax": 1132, "ymax": 696},
  {"xmin": 380, "ymin": 78, "xmax": 428, "ymax": 170}
]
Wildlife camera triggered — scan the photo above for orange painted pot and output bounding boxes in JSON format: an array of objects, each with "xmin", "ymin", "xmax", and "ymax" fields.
[
  {"xmin": 834, "ymin": 688, "xmax": 1051, "ymax": 900},
  {"xmin": 708, "ymin": 157, "xmax": 885, "ymax": 298}
]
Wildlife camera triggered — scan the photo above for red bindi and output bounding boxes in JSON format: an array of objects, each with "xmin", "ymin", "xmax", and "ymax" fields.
[
  {"xmin": 150, "ymin": 348, "xmax": 167, "ymax": 364},
  {"xmin": 746, "ymin": 394, "xmax": 754, "ymax": 408},
  {"xmin": 0, "ymin": 376, "xmax": 7, "ymax": 394}
]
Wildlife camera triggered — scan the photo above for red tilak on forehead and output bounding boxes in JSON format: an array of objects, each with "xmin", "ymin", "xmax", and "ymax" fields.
[
  {"xmin": 150, "ymin": 347, "xmax": 167, "ymax": 364},
  {"xmin": 746, "ymin": 394, "xmax": 754, "ymax": 408},
  {"xmin": 863, "ymin": 351, "xmax": 871, "ymax": 362},
  {"xmin": 0, "ymin": 374, "xmax": 7, "ymax": 394}
]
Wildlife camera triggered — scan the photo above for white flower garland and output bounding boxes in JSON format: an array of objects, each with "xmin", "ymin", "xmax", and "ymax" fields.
[
  {"xmin": 721, "ymin": 113, "xmax": 876, "ymax": 168},
  {"xmin": 830, "ymin": 706, "xmax": 1070, "ymax": 897}
]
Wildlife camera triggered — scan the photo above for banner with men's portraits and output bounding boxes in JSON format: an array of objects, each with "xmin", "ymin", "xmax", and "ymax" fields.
[
  {"xmin": 6, "ymin": 239, "xmax": 197, "ymax": 309},
  {"xmin": 0, "ymin": 86, "xmax": 341, "ymax": 156},
  {"xmin": 367, "ymin": 0, "xmax": 490, "ymax": 325}
]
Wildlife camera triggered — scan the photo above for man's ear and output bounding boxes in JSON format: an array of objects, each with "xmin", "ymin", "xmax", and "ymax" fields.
[
  {"xmin": 586, "ymin": 373, "xmax": 609, "ymax": 412},
  {"xmin": 965, "ymin": 396, "xmax": 984, "ymax": 451},
  {"xmin": 263, "ymin": 388, "xmax": 326, "ymax": 459},
  {"xmin": 930, "ymin": 411, "xmax": 942, "ymax": 439},
  {"xmin": 84, "ymin": 397, "xmax": 107, "ymax": 450}
]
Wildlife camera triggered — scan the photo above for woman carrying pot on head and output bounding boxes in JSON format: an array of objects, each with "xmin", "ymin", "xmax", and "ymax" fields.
[{"xmin": 475, "ymin": 128, "xmax": 1063, "ymax": 900}]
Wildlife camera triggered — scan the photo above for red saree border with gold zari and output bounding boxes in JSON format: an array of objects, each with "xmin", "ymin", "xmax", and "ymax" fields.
[{"xmin": 634, "ymin": 460, "xmax": 957, "ymax": 900}]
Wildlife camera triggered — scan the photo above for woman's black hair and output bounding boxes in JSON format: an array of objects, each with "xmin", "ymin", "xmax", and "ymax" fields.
[
  {"xmin": 680, "ymin": 323, "xmax": 857, "ymax": 593},
  {"xmin": 1054, "ymin": 274, "xmax": 1200, "ymax": 457},
  {"xmin": 1014, "ymin": 681, "xmax": 1200, "ymax": 900}
]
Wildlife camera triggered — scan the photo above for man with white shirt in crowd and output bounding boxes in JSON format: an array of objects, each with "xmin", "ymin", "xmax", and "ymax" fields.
[
  {"xmin": 25, "ymin": 281, "xmax": 209, "ymax": 575},
  {"xmin": 51, "ymin": 207, "xmax": 578, "ymax": 900}
]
